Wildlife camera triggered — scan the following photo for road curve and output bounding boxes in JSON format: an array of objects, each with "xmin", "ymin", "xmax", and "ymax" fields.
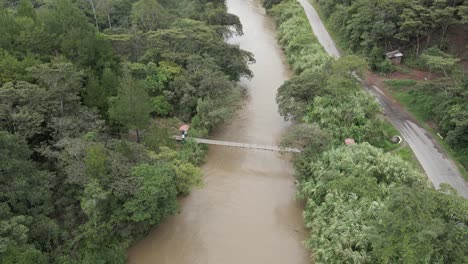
[{"xmin": 297, "ymin": 0, "xmax": 468, "ymax": 198}]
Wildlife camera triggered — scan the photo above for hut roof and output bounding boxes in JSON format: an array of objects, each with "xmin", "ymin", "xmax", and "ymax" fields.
[{"xmin": 386, "ymin": 50, "xmax": 403, "ymax": 59}]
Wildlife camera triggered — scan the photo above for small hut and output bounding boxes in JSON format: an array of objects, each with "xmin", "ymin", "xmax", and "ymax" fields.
[
  {"xmin": 344, "ymin": 138, "xmax": 356, "ymax": 146},
  {"xmin": 385, "ymin": 50, "xmax": 403, "ymax": 65}
]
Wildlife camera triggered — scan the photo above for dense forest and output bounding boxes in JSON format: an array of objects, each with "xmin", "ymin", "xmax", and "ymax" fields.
[
  {"xmin": 315, "ymin": 0, "xmax": 467, "ymax": 55},
  {"xmin": 0, "ymin": 0, "xmax": 251, "ymax": 262},
  {"xmin": 313, "ymin": 0, "xmax": 468, "ymax": 171},
  {"xmin": 266, "ymin": 0, "xmax": 468, "ymax": 263}
]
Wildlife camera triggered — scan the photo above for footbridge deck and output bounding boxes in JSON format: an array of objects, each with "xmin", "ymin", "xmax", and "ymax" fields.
[{"xmin": 174, "ymin": 136, "xmax": 301, "ymax": 153}]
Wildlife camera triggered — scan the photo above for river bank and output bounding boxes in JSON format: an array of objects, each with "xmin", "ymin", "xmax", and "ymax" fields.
[
  {"xmin": 265, "ymin": 0, "xmax": 468, "ymax": 263},
  {"xmin": 297, "ymin": 0, "xmax": 468, "ymax": 196},
  {"xmin": 127, "ymin": 0, "xmax": 310, "ymax": 263}
]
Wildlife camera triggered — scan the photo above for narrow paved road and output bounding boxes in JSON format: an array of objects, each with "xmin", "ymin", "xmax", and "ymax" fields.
[{"xmin": 298, "ymin": 0, "xmax": 468, "ymax": 198}]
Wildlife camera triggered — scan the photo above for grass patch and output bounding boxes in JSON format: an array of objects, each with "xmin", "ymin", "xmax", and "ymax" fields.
[
  {"xmin": 387, "ymin": 87, "xmax": 431, "ymax": 122},
  {"xmin": 380, "ymin": 120, "xmax": 400, "ymax": 152},
  {"xmin": 384, "ymin": 79, "xmax": 417, "ymax": 89},
  {"xmin": 385, "ymin": 84, "xmax": 468, "ymax": 180},
  {"xmin": 394, "ymin": 65, "xmax": 412, "ymax": 74},
  {"xmin": 393, "ymin": 146, "xmax": 424, "ymax": 173}
]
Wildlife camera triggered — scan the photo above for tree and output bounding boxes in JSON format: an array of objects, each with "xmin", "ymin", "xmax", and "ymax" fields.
[
  {"xmin": 276, "ymin": 68, "xmax": 327, "ymax": 120},
  {"xmin": 298, "ymin": 143, "xmax": 428, "ymax": 264},
  {"xmin": 131, "ymin": 0, "xmax": 168, "ymax": 31},
  {"xmin": 84, "ymin": 75, "xmax": 107, "ymax": 113},
  {"xmin": 96, "ymin": 0, "xmax": 115, "ymax": 28},
  {"xmin": 460, "ymin": 1, "xmax": 468, "ymax": 24},
  {"xmin": 0, "ymin": 81, "xmax": 49, "ymax": 139},
  {"xmin": 144, "ymin": 61, "xmax": 181, "ymax": 95},
  {"xmin": 369, "ymin": 187, "xmax": 445, "ymax": 263},
  {"xmin": 84, "ymin": 144, "xmax": 108, "ymax": 180},
  {"xmin": 80, "ymin": 179, "xmax": 109, "ymax": 239},
  {"xmin": 280, "ymin": 123, "xmax": 330, "ymax": 154},
  {"xmin": 192, "ymin": 94, "xmax": 240, "ymax": 133},
  {"xmin": 377, "ymin": 58, "xmax": 395, "ymax": 75},
  {"xmin": 123, "ymin": 164, "xmax": 177, "ymax": 224},
  {"xmin": 0, "ymin": 1, "xmax": 19, "ymax": 52},
  {"xmin": 332, "ymin": 55, "xmax": 367, "ymax": 77},
  {"xmin": 0, "ymin": 51, "xmax": 39, "ymax": 84},
  {"xmin": 151, "ymin": 96, "xmax": 172, "ymax": 116},
  {"xmin": 155, "ymin": 147, "xmax": 203, "ymax": 195},
  {"xmin": 108, "ymin": 76, "xmax": 152, "ymax": 142},
  {"xmin": 304, "ymin": 91, "xmax": 385, "ymax": 145},
  {"xmin": 395, "ymin": 4, "xmax": 431, "ymax": 55},
  {"xmin": 17, "ymin": 0, "xmax": 36, "ymax": 20},
  {"xmin": 262, "ymin": 0, "xmax": 282, "ymax": 9},
  {"xmin": 28, "ymin": 62, "xmax": 84, "ymax": 116},
  {"xmin": 100, "ymin": 67, "xmax": 119, "ymax": 97},
  {"xmin": 86, "ymin": 0, "xmax": 99, "ymax": 30},
  {"xmin": 0, "ymin": 0, "xmax": 249, "ymax": 261},
  {"xmin": 422, "ymin": 50, "xmax": 460, "ymax": 79},
  {"xmin": 173, "ymin": 160, "xmax": 202, "ymax": 195},
  {"xmin": 431, "ymin": 3, "xmax": 459, "ymax": 46},
  {"xmin": 0, "ymin": 132, "xmax": 54, "ymax": 217},
  {"xmin": 0, "ymin": 245, "xmax": 48, "ymax": 264}
]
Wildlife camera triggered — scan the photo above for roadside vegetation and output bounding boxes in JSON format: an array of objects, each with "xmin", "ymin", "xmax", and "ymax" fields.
[
  {"xmin": 311, "ymin": 0, "xmax": 468, "ymax": 176},
  {"xmin": 266, "ymin": 0, "xmax": 468, "ymax": 263},
  {"xmin": 0, "ymin": 0, "xmax": 251, "ymax": 262}
]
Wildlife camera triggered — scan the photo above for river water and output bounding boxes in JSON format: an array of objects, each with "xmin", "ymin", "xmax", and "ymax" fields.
[{"xmin": 127, "ymin": 0, "xmax": 309, "ymax": 263}]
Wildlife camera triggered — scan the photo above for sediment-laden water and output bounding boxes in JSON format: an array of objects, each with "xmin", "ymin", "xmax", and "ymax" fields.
[{"xmin": 127, "ymin": 1, "xmax": 309, "ymax": 263}]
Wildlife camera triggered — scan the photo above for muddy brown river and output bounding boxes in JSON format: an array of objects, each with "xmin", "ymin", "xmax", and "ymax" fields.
[{"xmin": 127, "ymin": 0, "xmax": 310, "ymax": 263}]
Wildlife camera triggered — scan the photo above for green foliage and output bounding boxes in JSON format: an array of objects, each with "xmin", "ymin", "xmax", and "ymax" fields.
[
  {"xmin": 315, "ymin": 0, "xmax": 467, "ymax": 56},
  {"xmin": 383, "ymin": 79, "xmax": 417, "ymax": 89},
  {"xmin": 143, "ymin": 18, "xmax": 253, "ymax": 80},
  {"xmin": 100, "ymin": 67, "xmax": 120, "ymax": 97},
  {"xmin": 297, "ymin": 143, "xmax": 468, "ymax": 263},
  {"xmin": 28, "ymin": 62, "xmax": 84, "ymax": 116},
  {"xmin": 298, "ymin": 144, "xmax": 425, "ymax": 263},
  {"xmin": 109, "ymin": 75, "xmax": 152, "ymax": 141},
  {"xmin": 1, "ymin": 0, "xmax": 250, "ymax": 262},
  {"xmin": 369, "ymin": 187, "xmax": 443, "ymax": 263},
  {"xmin": 270, "ymin": 1, "xmax": 468, "ymax": 263},
  {"xmin": 262, "ymin": 0, "xmax": 283, "ymax": 9},
  {"xmin": 276, "ymin": 68, "xmax": 327, "ymax": 120},
  {"xmin": 368, "ymin": 46, "xmax": 384, "ymax": 71},
  {"xmin": 388, "ymin": 77, "xmax": 468, "ymax": 171},
  {"xmin": 173, "ymin": 161, "xmax": 203, "ymax": 195},
  {"xmin": 305, "ymin": 91, "xmax": 386, "ymax": 146},
  {"xmin": 84, "ymin": 145, "xmax": 108, "ymax": 179},
  {"xmin": 0, "ymin": 132, "xmax": 54, "ymax": 216},
  {"xmin": 270, "ymin": 0, "xmax": 330, "ymax": 73},
  {"xmin": 421, "ymin": 47, "xmax": 460, "ymax": 77},
  {"xmin": 145, "ymin": 61, "xmax": 181, "ymax": 95},
  {"xmin": 192, "ymin": 91, "xmax": 241, "ymax": 133},
  {"xmin": 123, "ymin": 164, "xmax": 178, "ymax": 224},
  {"xmin": 80, "ymin": 179, "xmax": 109, "ymax": 238},
  {"xmin": 0, "ymin": 245, "xmax": 48, "ymax": 264},
  {"xmin": 131, "ymin": 0, "xmax": 169, "ymax": 31},
  {"xmin": 0, "ymin": 50, "xmax": 39, "ymax": 84},
  {"xmin": 280, "ymin": 123, "xmax": 331, "ymax": 156},
  {"xmin": 151, "ymin": 96, "xmax": 173, "ymax": 117},
  {"xmin": 156, "ymin": 147, "xmax": 203, "ymax": 195},
  {"xmin": 142, "ymin": 124, "xmax": 175, "ymax": 152},
  {"xmin": 83, "ymin": 75, "xmax": 107, "ymax": 113},
  {"xmin": 376, "ymin": 58, "xmax": 395, "ymax": 75}
]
